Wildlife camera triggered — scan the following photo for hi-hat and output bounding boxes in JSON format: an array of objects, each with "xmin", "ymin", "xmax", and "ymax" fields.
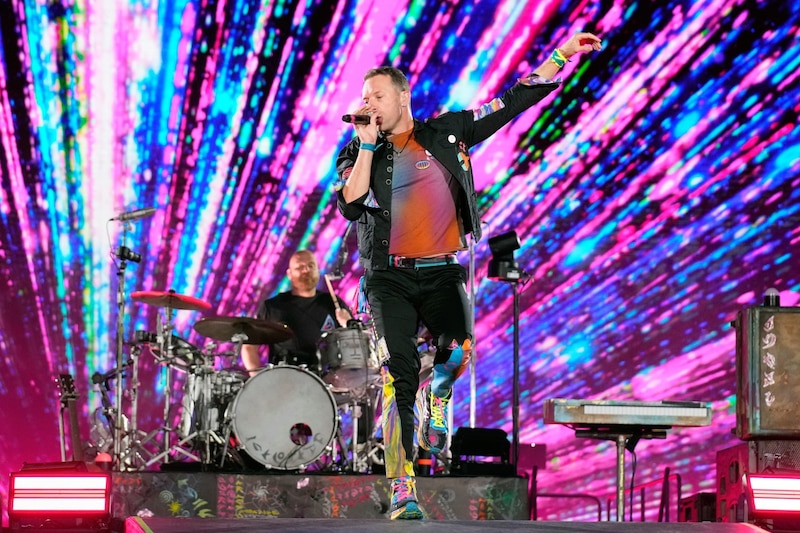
[
  {"xmin": 193, "ymin": 316, "xmax": 293, "ymax": 345},
  {"xmin": 132, "ymin": 290, "xmax": 212, "ymax": 312}
]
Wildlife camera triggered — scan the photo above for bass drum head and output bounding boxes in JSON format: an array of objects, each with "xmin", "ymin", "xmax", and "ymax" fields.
[{"xmin": 229, "ymin": 365, "xmax": 338, "ymax": 470}]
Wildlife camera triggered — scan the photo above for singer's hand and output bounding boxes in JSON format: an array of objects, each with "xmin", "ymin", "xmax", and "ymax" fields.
[
  {"xmin": 351, "ymin": 105, "xmax": 379, "ymax": 143},
  {"xmin": 558, "ymin": 32, "xmax": 602, "ymax": 58}
]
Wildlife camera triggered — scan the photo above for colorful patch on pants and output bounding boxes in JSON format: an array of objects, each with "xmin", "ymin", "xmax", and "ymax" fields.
[{"xmin": 381, "ymin": 366, "xmax": 411, "ymax": 479}]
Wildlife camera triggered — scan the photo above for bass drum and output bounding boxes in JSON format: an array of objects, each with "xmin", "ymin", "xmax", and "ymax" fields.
[{"xmin": 229, "ymin": 365, "xmax": 338, "ymax": 470}]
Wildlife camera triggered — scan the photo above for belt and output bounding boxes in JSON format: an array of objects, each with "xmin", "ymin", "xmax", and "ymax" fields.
[{"xmin": 389, "ymin": 254, "xmax": 459, "ymax": 268}]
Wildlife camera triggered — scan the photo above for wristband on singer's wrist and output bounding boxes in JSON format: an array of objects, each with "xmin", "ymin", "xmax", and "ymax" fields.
[
  {"xmin": 550, "ymin": 48, "xmax": 570, "ymax": 69},
  {"xmin": 360, "ymin": 142, "xmax": 377, "ymax": 152}
]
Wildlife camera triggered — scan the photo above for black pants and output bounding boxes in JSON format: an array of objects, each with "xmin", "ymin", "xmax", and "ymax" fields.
[{"xmin": 365, "ymin": 263, "xmax": 472, "ymax": 475}]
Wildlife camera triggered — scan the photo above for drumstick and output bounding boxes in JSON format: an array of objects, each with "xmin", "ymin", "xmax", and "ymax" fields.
[{"xmin": 323, "ymin": 273, "xmax": 341, "ymax": 311}]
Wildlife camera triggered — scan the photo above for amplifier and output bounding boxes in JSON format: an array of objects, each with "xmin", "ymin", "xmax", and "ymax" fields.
[{"xmin": 734, "ymin": 305, "xmax": 800, "ymax": 439}]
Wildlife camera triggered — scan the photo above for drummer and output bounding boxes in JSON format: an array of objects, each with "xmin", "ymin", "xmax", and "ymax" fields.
[{"xmin": 242, "ymin": 249, "xmax": 352, "ymax": 375}]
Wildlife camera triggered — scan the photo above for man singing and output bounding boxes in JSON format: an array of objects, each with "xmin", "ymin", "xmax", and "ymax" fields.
[{"xmin": 335, "ymin": 32, "xmax": 602, "ymax": 519}]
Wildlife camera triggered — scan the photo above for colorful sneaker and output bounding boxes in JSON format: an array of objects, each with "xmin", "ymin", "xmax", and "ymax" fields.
[
  {"xmin": 389, "ymin": 476, "xmax": 424, "ymax": 520},
  {"xmin": 416, "ymin": 383, "xmax": 451, "ymax": 453}
]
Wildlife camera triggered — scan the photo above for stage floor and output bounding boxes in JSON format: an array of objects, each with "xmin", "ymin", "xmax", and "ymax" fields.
[{"xmin": 123, "ymin": 517, "xmax": 769, "ymax": 532}]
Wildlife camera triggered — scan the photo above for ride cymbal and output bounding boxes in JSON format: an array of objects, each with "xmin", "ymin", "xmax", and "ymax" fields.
[{"xmin": 193, "ymin": 316, "xmax": 293, "ymax": 345}]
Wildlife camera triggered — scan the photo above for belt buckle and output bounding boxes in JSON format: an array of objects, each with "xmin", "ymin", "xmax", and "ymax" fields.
[{"xmin": 391, "ymin": 256, "xmax": 411, "ymax": 268}]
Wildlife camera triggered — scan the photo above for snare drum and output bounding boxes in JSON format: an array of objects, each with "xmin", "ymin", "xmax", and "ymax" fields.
[
  {"xmin": 228, "ymin": 365, "xmax": 338, "ymax": 470},
  {"xmin": 317, "ymin": 327, "xmax": 379, "ymax": 391}
]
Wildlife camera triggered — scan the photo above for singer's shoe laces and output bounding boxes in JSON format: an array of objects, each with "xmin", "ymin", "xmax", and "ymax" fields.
[
  {"xmin": 389, "ymin": 476, "xmax": 424, "ymax": 520},
  {"xmin": 417, "ymin": 383, "xmax": 451, "ymax": 454}
]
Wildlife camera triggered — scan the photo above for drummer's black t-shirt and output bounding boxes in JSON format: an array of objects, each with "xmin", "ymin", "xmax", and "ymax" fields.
[{"xmin": 256, "ymin": 291, "xmax": 345, "ymax": 371}]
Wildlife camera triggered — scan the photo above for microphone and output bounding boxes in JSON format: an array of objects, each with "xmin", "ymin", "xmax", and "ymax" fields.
[
  {"xmin": 111, "ymin": 207, "xmax": 157, "ymax": 222},
  {"xmin": 342, "ymin": 114, "xmax": 371, "ymax": 125}
]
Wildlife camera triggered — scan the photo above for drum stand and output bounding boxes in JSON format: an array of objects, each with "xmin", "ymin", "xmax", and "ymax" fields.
[
  {"xmin": 121, "ymin": 308, "xmax": 203, "ymax": 469},
  {"xmin": 143, "ymin": 330, "xmax": 222, "ymax": 469},
  {"xmin": 115, "ymin": 345, "xmax": 162, "ymax": 470},
  {"xmin": 334, "ymin": 385, "xmax": 382, "ymax": 473},
  {"xmin": 146, "ymin": 362, "xmax": 228, "ymax": 468},
  {"xmin": 206, "ymin": 334, "xmax": 251, "ymax": 470}
]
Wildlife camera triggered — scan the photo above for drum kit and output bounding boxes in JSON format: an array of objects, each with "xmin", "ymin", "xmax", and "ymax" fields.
[{"xmin": 99, "ymin": 289, "xmax": 384, "ymax": 473}]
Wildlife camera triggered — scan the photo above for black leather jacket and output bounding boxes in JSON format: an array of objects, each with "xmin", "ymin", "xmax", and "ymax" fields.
[{"xmin": 336, "ymin": 76, "xmax": 560, "ymax": 271}]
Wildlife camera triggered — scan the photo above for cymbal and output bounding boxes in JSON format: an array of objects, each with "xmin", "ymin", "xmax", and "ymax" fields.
[
  {"xmin": 132, "ymin": 290, "xmax": 212, "ymax": 312},
  {"xmin": 193, "ymin": 316, "xmax": 293, "ymax": 345}
]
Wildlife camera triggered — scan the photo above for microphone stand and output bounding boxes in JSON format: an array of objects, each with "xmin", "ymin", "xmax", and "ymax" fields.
[
  {"xmin": 111, "ymin": 221, "xmax": 142, "ymax": 470},
  {"xmin": 511, "ymin": 279, "xmax": 521, "ymax": 468},
  {"xmin": 491, "ymin": 267, "xmax": 530, "ymax": 471},
  {"xmin": 468, "ymin": 236, "xmax": 477, "ymax": 428},
  {"xmin": 112, "ymin": 222, "xmax": 130, "ymax": 470}
]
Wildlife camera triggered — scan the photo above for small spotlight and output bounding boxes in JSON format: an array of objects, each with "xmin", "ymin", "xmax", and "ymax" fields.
[
  {"xmin": 746, "ymin": 471, "xmax": 800, "ymax": 515},
  {"xmin": 9, "ymin": 465, "xmax": 111, "ymax": 530},
  {"xmin": 488, "ymin": 231, "xmax": 522, "ymax": 281}
]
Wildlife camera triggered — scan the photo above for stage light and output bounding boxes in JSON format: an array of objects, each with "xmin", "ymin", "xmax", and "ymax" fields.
[
  {"xmin": 745, "ymin": 471, "xmax": 800, "ymax": 515},
  {"xmin": 9, "ymin": 465, "xmax": 111, "ymax": 530},
  {"xmin": 488, "ymin": 230, "xmax": 521, "ymax": 281}
]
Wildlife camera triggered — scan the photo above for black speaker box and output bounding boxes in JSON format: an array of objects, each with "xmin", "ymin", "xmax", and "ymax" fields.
[
  {"xmin": 450, "ymin": 427, "xmax": 515, "ymax": 476},
  {"xmin": 679, "ymin": 492, "xmax": 716, "ymax": 522}
]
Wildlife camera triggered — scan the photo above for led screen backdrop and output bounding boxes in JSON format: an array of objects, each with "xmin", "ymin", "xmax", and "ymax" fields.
[{"xmin": 1, "ymin": 0, "xmax": 800, "ymax": 523}]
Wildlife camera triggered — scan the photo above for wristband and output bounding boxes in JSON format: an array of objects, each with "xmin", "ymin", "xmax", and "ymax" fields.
[
  {"xmin": 360, "ymin": 142, "xmax": 377, "ymax": 152},
  {"xmin": 550, "ymin": 48, "xmax": 569, "ymax": 69}
]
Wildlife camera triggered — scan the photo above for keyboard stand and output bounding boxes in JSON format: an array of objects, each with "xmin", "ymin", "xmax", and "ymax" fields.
[{"xmin": 574, "ymin": 425, "xmax": 670, "ymax": 522}]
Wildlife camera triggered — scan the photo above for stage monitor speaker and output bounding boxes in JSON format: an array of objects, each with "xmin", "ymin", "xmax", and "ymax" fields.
[
  {"xmin": 450, "ymin": 427, "xmax": 515, "ymax": 476},
  {"xmin": 734, "ymin": 305, "xmax": 800, "ymax": 439}
]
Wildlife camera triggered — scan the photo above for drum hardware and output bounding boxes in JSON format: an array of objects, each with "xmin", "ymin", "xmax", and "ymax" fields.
[
  {"xmin": 144, "ymin": 363, "xmax": 230, "ymax": 468},
  {"xmin": 125, "ymin": 289, "xmax": 212, "ymax": 468},
  {"xmin": 101, "ymin": 341, "xmax": 174, "ymax": 470},
  {"xmin": 113, "ymin": 343, "xmax": 160, "ymax": 470},
  {"xmin": 88, "ymin": 366, "xmax": 122, "ymax": 457},
  {"xmin": 334, "ymin": 385, "xmax": 383, "ymax": 474}
]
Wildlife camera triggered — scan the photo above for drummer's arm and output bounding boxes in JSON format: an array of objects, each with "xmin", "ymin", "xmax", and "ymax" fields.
[
  {"xmin": 241, "ymin": 344, "xmax": 261, "ymax": 377},
  {"xmin": 335, "ymin": 296, "xmax": 353, "ymax": 327},
  {"xmin": 335, "ymin": 307, "xmax": 352, "ymax": 327}
]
